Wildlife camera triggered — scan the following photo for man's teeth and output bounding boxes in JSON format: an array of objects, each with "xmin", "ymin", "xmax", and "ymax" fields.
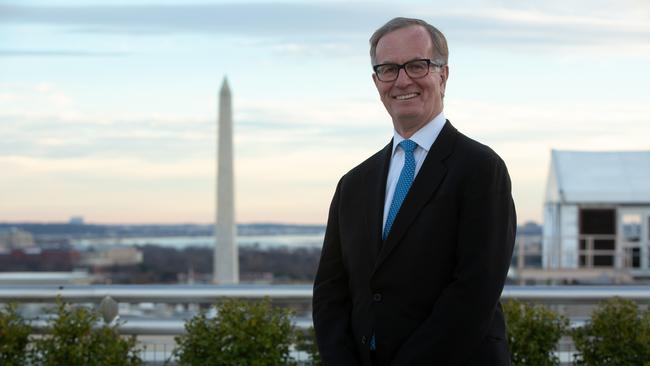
[{"xmin": 395, "ymin": 93, "xmax": 418, "ymax": 100}]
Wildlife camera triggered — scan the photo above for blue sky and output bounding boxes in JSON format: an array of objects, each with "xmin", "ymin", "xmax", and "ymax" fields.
[{"xmin": 1, "ymin": 0, "xmax": 649, "ymax": 224}]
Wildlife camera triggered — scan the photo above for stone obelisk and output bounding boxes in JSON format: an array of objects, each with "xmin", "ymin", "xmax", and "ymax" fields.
[{"xmin": 214, "ymin": 77, "xmax": 238, "ymax": 284}]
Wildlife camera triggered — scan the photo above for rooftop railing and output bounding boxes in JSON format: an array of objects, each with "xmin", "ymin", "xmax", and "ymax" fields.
[
  {"xmin": 513, "ymin": 234, "xmax": 650, "ymax": 283},
  {"xmin": 3, "ymin": 284, "xmax": 650, "ymax": 365},
  {"xmin": 3, "ymin": 284, "xmax": 650, "ymax": 336},
  {"xmin": 3, "ymin": 283, "xmax": 650, "ymax": 306}
]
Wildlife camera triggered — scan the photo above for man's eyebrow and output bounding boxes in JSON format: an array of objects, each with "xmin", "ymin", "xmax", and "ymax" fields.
[{"xmin": 375, "ymin": 57, "xmax": 428, "ymax": 65}]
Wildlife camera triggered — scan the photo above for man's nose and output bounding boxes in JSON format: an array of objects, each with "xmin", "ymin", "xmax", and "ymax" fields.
[{"xmin": 393, "ymin": 68, "xmax": 413, "ymax": 87}]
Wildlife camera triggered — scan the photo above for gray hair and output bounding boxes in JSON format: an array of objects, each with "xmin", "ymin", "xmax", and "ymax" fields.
[{"xmin": 369, "ymin": 17, "xmax": 448, "ymax": 66}]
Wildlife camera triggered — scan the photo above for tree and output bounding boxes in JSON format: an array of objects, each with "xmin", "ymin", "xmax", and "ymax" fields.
[
  {"xmin": 503, "ymin": 299, "xmax": 568, "ymax": 366},
  {"xmin": 173, "ymin": 298, "xmax": 295, "ymax": 366},
  {"xmin": 572, "ymin": 297, "xmax": 650, "ymax": 366},
  {"xmin": 295, "ymin": 326, "xmax": 321, "ymax": 365},
  {"xmin": 32, "ymin": 300, "xmax": 142, "ymax": 366},
  {"xmin": 0, "ymin": 303, "xmax": 32, "ymax": 366}
]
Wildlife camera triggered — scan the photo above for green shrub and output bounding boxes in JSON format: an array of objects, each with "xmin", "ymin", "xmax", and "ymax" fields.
[
  {"xmin": 172, "ymin": 298, "xmax": 296, "ymax": 366},
  {"xmin": 295, "ymin": 326, "xmax": 320, "ymax": 365},
  {"xmin": 33, "ymin": 300, "xmax": 142, "ymax": 366},
  {"xmin": 503, "ymin": 299, "xmax": 568, "ymax": 366},
  {"xmin": 0, "ymin": 303, "xmax": 32, "ymax": 366},
  {"xmin": 572, "ymin": 297, "xmax": 650, "ymax": 366}
]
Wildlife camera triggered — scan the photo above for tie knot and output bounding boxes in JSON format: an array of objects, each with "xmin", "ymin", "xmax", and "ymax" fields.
[{"xmin": 399, "ymin": 139, "xmax": 417, "ymax": 153}]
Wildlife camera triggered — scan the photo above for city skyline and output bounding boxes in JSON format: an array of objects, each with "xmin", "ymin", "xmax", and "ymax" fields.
[{"xmin": 1, "ymin": 0, "xmax": 650, "ymax": 224}]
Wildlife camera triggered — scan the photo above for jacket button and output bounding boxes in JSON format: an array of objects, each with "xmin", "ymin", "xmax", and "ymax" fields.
[
  {"xmin": 373, "ymin": 293, "xmax": 382, "ymax": 302},
  {"xmin": 361, "ymin": 336, "xmax": 367, "ymax": 344}
]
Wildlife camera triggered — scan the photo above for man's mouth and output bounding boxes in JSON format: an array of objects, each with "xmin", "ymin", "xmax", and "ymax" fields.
[{"xmin": 394, "ymin": 92, "xmax": 419, "ymax": 100}]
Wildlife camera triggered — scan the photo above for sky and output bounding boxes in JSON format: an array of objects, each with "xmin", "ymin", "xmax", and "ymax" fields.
[{"xmin": 1, "ymin": 0, "xmax": 649, "ymax": 225}]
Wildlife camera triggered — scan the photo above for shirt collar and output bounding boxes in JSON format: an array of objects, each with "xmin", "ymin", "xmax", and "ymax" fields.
[{"xmin": 392, "ymin": 111, "xmax": 446, "ymax": 155}]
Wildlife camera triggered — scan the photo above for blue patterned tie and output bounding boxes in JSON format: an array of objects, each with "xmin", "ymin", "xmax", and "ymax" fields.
[{"xmin": 383, "ymin": 139, "xmax": 417, "ymax": 241}]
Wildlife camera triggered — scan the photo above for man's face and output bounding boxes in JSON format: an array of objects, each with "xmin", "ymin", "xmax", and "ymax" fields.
[{"xmin": 372, "ymin": 25, "xmax": 448, "ymax": 137}]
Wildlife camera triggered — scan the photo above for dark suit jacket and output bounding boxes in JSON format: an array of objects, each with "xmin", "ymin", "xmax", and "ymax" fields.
[{"xmin": 312, "ymin": 121, "xmax": 516, "ymax": 366}]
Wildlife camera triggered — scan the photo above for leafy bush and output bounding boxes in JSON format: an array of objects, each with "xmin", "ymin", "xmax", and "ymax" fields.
[
  {"xmin": 32, "ymin": 300, "xmax": 142, "ymax": 366},
  {"xmin": 295, "ymin": 326, "xmax": 320, "ymax": 365},
  {"xmin": 172, "ymin": 298, "xmax": 295, "ymax": 366},
  {"xmin": 0, "ymin": 303, "xmax": 32, "ymax": 366},
  {"xmin": 572, "ymin": 297, "xmax": 650, "ymax": 366},
  {"xmin": 503, "ymin": 299, "xmax": 568, "ymax": 366}
]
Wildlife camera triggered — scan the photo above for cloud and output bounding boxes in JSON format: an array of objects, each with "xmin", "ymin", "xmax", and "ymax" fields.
[
  {"xmin": 0, "ymin": 49, "xmax": 130, "ymax": 57},
  {"xmin": 0, "ymin": 155, "xmax": 213, "ymax": 179},
  {"xmin": 0, "ymin": 114, "xmax": 215, "ymax": 161},
  {"xmin": 1, "ymin": 1, "xmax": 649, "ymax": 52},
  {"xmin": 0, "ymin": 3, "xmax": 381, "ymax": 35},
  {"xmin": 0, "ymin": 82, "xmax": 388, "ymax": 163},
  {"xmin": 447, "ymin": 98, "xmax": 650, "ymax": 149}
]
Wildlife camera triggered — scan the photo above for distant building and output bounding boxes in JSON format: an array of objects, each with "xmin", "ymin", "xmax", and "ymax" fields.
[
  {"xmin": 531, "ymin": 150, "xmax": 650, "ymax": 283},
  {"xmin": 69, "ymin": 216, "xmax": 85, "ymax": 225},
  {"xmin": 0, "ymin": 247, "xmax": 81, "ymax": 272},
  {"xmin": 0, "ymin": 227, "xmax": 36, "ymax": 252},
  {"xmin": 80, "ymin": 246, "xmax": 143, "ymax": 267}
]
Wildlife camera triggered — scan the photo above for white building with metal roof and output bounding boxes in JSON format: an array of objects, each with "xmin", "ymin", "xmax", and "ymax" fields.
[{"xmin": 541, "ymin": 150, "xmax": 650, "ymax": 282}]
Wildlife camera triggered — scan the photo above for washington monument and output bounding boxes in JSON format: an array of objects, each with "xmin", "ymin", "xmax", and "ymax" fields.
[{"xmin": 214, "ymin": 77, "xmax": 238, "ymax": 284}]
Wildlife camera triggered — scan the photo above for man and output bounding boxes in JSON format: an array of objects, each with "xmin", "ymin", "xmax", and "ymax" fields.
[{"xmin": 312, "ymin": 17, "xmax": 516, "ymax": 366}]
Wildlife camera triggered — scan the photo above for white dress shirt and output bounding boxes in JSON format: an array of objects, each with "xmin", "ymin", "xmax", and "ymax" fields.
[{"xmin": 382, "ymin": 112, "xmax": 447, "ymax": 232}]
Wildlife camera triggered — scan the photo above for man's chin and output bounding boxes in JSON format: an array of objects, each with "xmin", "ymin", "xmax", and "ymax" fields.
[{"xmin": 391, "ymin": 118, "xmax": 430, "ymax": 136}]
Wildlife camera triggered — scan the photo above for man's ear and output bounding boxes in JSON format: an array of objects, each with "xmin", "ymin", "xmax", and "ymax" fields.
[{"xmin": 440, "ymin": 65, "xmax": 449, "ymax": 97}]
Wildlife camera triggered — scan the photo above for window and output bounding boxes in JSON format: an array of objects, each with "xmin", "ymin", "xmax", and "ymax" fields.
[{"xmin": 621, "ymin": 214, "xmax": 641, "ymax": 242}]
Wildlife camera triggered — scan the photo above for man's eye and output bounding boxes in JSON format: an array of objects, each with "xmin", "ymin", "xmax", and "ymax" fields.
[
  {"xmin": 379, "ymin": 65, "xmax": 398, "ymax": 74},
  {"xmin": 407, "ymin": 63, "xmax": 426, "ymax": 72}
]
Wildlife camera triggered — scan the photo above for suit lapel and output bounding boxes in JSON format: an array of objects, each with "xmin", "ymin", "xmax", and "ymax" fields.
[
  {"xmin": 373, "ymin": 121, "xmax": 458, "ymax": 273},
  {"xmin": 365, "ymin": 141, "xmax": 393, "ymax": 262}
]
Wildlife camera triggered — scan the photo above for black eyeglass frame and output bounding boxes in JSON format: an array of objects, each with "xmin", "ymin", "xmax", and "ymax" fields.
[{"xmin": 372, "ymin": 59, "xmax": 445, "ymax": 82}]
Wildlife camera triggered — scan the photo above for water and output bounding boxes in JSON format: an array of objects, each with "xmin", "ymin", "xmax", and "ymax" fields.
[{"xmin": 72, "ymin": 233, "xmax": 325, "ymax": 250}]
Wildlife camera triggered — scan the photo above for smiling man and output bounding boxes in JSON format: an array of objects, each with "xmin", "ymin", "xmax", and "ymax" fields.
[{"xmin": 313, "ymin": 17, "xmax": 516, "ymax": 366}]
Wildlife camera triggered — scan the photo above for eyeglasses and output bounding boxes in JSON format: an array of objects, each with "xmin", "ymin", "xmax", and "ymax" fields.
[{"xmin": 372, "ymin": 59, "xmax": 444, "ymax": 82}]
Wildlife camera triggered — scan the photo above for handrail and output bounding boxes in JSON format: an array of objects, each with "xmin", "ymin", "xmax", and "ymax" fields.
[
  {"xmin": 2, "ymin": 284, "xmax": 650, "ymax": 304},
  {"xmin": 0, "ymin": 284, "xmax": 313, "ymax": 303},
  {"xmin": 515, "ymin": 234, "xmax": 650, "ymax": 273}
]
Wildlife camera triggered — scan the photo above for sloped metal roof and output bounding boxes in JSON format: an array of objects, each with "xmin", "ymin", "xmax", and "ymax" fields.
[{"xmin": 547, "ymin": 150, "xmax": 650, "ymax": 204}]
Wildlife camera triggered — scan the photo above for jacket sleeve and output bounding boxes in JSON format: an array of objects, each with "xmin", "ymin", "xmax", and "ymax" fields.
[
  {"xmin": 312, "ymin": 178, "xmax": 362, "ymax": 366},
  {"xmin": 391, "ymin": 155, "xmax": 516, "ymax": 365}
]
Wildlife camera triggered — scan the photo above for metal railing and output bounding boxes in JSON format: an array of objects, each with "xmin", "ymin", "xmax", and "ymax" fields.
[
  {"xmin": 3, "ymin": 284, "xmax": 650, "ymax": 331},
  {"xmin": 513, "ymin": 234, "xmax": 650, "ymax": 283},
  {"xmin": 0, "ymin": 284, "xmax": 313, "ymax": 303},
  {"xmin": 520, "ymin": 234, "xmax": 649, "ymax": 268},
  {"xmin": 3, "ymin": 284, "xmax": 650, "ymax": 366},
  {"xmin": 4, "ymin": 284, "xmax": 650, "ymax": 306},
  {"xmin": 1, "ymin": 285, "xmax": 317, "ymax": 365}
]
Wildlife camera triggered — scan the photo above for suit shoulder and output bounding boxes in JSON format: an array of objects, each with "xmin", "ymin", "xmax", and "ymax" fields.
[
  {"xmin": 451, "ymin": 130, "xmax": 512, "ymax": 194},
  {"xmin": 453, "ymin": 131, "xmax": 506, "ymax": 168}
]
